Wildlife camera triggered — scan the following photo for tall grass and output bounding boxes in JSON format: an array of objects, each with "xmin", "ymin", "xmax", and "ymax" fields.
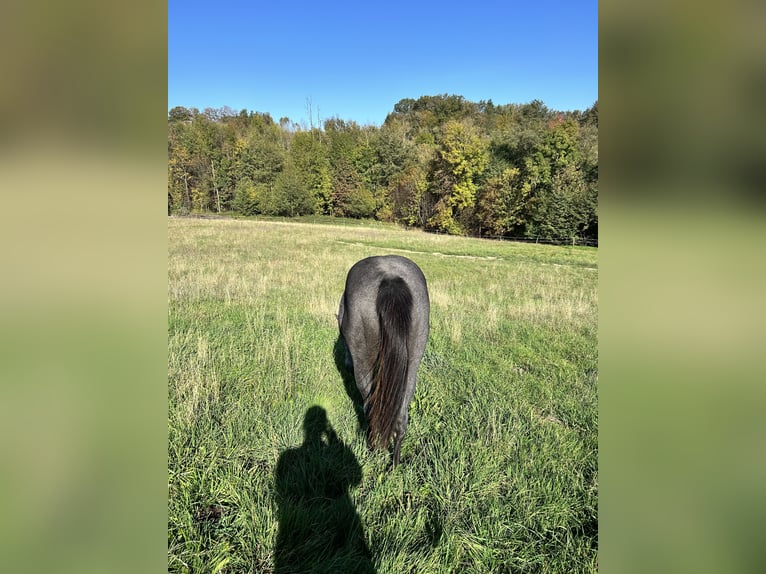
[{"xmin": 168, "ymin": 217, "xmax": 598, "ymax": 573}]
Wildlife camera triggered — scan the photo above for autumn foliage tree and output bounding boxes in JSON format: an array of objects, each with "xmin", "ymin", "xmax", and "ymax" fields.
[
  {"xmin": 168, "ymin": 95, "xmax": 598, "ymax": 244},
  {"xmin": 426, "ymin": 120, "xmax": 489, "ymax": 234}
]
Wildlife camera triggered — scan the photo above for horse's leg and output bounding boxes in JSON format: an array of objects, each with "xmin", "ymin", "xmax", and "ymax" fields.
[
  {"xmin": 344, "ymin": 342, "xmax": 353, "ymax": 372},
  {"xmin": 392, "ymin": 431, "xmax": 404, "ymax": 467},
  {"xmin": 392, "ymin": 358, "xmax": 421, "ymax": 466},
  {"xmin": 392, "ymin": 408, "xmax": 408, "ymax": 467},
  {"xmin": 353, "ymin": 360, "xmax": 373, "ymax": 402},
  {"xmin": 352, "ymin": 359, "xmax": 375, "ymax": 447}
]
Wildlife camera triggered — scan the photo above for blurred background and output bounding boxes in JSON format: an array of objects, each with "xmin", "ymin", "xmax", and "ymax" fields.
[
  {"xmin": 600, "ymin": 1, "xmax": 765, "ymax": 573},
  {"xmin": 0, "ymin": 1, "xmax": 166, "ymax": 573},
  {"xmin": 0, "ymin": 0, "xmax": 764, "ymax": 573}
]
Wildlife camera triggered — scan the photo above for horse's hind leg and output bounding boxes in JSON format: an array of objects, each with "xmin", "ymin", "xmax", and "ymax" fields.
[
  {"xmin": 392, "ymin": 431, "xmax": 404, "ymax": 467},
  {"xmin": 343, "ymin": 341, "xmax": 353, "ymax": 372},
  {"xmin": 392, "ymin": 411, "xmax": 408, "ymax": 467}
]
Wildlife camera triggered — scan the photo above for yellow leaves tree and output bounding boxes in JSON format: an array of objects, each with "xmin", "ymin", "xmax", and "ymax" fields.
[{"xmin": 427, "ymin": 120, "xmax": 489, "ymax": 234}]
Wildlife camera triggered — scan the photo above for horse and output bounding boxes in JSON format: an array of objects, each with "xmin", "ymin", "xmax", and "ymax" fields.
[{"xmin": 337, "ymin": 255, "xmax": 430, "ymax": 467}]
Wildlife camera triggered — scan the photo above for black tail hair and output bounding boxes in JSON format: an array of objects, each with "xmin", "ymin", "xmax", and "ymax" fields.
[{"xmin": 367, "ymin": 276, "xmax": 412, "ymax": 450}]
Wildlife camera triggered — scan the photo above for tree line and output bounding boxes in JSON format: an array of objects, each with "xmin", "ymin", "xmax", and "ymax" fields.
[{"xmin": 168, "ymin": 94, "xmax": 597, "ymax": 243}]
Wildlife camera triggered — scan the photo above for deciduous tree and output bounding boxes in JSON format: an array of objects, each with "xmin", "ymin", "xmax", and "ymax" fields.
[{"xmin": 426, "ymin": 120, "xmax": 489, "ymax": 234}]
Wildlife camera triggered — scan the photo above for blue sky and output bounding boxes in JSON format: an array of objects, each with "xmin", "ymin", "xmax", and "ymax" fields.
[{"xmin": 169, "ymin": 0, "xmax": 597, "ymax": 126}]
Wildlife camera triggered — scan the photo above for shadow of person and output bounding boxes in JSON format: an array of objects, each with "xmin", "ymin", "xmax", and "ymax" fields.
[
  {"xmin": 274, "ymin": 406, "xmax": 374, "ymax": 574},
  {"xmin": 333, "ymin": 336, "xmax": 367, "ymax": 434}
]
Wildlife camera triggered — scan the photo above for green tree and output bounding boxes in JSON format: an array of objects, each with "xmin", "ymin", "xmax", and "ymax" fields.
[
  {"xmin": 324, "ymin": 118, "xmax": 383, "ymax": 218},
  {"xmin": 265, "ymin": 164, "xmax": 317, "ymax": 216},
  {"xmin": 290, "ymin": 131, "xmax": 332, "ymax": 214},
  {"xmin": 426, "ymin": 120, "xmax": 489, "ymax": 234},
  {"xmin": 168, "ymin": 139, "xmax": 192, "ymax": 214},
  {"xmin": 231, "ymin": 177, "xmax": 265, "ymax": 215},
  {"xmin": 475, "ymin": 167, "xmax": 520, "ymax": 236},
  {"xmin": 527, "ymin": 163, "xmax": 593, "ymax": 242},
  {"xmin": 168, "ymin": 106, "xmax": 193, "ymax": 123},
  {"xmin": 516, "ymin": 118, "xmax": 596, "ymax": 241},
  {"xmin": 331, "ymin": 157, "xmax": 375, "ymax": 218},
  {"xmin": 168, "ymin": 95, "xmax": 596, "ymax": 237},
  {"xmin": 386, "ymin": 164, "xmax": 428, "ymax": 226},
  {"xmin": 370, "ymin": 118, "xmax": 416, "ymax": 193}
]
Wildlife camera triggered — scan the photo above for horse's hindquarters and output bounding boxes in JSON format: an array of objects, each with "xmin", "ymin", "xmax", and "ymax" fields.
[{"xmin": 339, "ymin": 255, "xmax": 430, "ymax": 465}]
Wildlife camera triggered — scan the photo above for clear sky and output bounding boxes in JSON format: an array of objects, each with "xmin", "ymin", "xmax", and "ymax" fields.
[{"xmin": 169, "ymin": 0, "xmax": 597, "ymax": 126}]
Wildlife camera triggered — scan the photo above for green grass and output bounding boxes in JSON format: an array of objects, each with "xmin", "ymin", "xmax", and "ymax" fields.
[{"xmin": 168, "ymin": 217, "xmax": 598, "ymax": 573}]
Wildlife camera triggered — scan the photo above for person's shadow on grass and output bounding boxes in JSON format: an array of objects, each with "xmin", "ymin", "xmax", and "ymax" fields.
[{"xmin": 274, "ymin": 406, "xmax": 374, "ymax": 574}]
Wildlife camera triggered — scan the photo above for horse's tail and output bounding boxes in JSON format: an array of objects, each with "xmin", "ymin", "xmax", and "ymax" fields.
[{"xmin": 367, "ymin": 276, "xmax": 413, "ymax": 450}]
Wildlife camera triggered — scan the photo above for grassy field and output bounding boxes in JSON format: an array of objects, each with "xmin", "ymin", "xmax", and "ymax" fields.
[{"xmin": 168, "ymin": 217, "xmax": 598, "ymax": 573}]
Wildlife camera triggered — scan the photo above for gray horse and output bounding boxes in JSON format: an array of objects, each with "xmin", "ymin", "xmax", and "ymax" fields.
[{"xmin": 338, "ymin": 255, "xmax": 430, "ymax": 467}]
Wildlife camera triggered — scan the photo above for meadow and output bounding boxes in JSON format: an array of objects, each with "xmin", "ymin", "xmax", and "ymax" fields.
[{"xmin": 168, "ymin": 217, "xmax": 598, "ymax": 573}]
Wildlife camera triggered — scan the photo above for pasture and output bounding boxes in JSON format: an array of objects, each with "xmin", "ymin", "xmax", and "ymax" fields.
[{"xmin": 168, "ymin": 217, "xmax": 598, "ymax": 573}]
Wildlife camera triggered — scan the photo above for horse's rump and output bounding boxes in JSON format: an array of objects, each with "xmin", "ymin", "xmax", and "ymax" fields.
[{"xmin": 339, "ymin": 255, "xmax": 429, "ymax": 466}]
